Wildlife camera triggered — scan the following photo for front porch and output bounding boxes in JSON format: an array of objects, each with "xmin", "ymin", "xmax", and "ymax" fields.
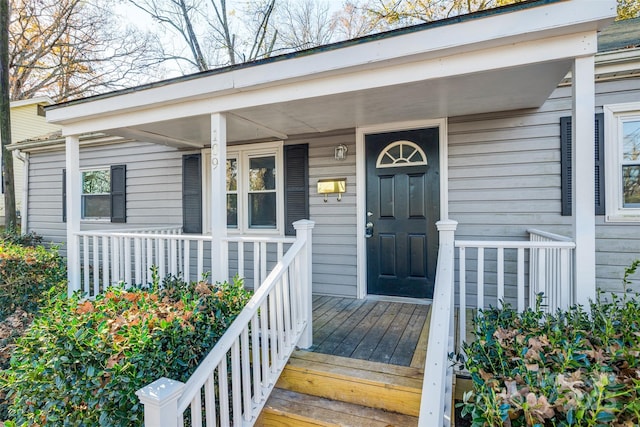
[
  {"xmin": 311, "ymin": 296, "xmax": 432, "ymax": 367},
  {"xmin": 71, "ymin": 222, "xmax": 575, "ymax": 426}
]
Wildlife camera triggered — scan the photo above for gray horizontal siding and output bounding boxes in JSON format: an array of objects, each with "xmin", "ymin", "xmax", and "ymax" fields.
[
  {"xmin": 594, "ymin": 77, "xmax": 640, "ymax": 295},
  {"xmin": 27, "ymin": 141, "xmax": 185, "ymax": 255},
  {"xmin": 27, "ymin": 134, "xmax": 359, "ymax": 298},
  {"xmin": 449, "ymin": 75, "xmax": 640, "ymax": 303},
  {"xmin": 289, "ymin": 131, "xmax": 357, "ymax": 298}
]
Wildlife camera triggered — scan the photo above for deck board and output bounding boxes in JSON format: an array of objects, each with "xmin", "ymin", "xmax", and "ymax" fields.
[
  {"xmin": 311, "ymin": 297, "xmax": 431, "ymax": 367},
  {"xmin": 391, "ymin": 304, "xmax": 429, "ymax": 366}
]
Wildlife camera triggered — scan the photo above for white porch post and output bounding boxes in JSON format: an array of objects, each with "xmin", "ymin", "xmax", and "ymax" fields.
[
  {"xmin": 210, "ymin": 113, "xmax": 228, "ymax": 283},
  {"xmin": 572, "ymin": 55, "xmax": 596, "ymax": 306},
  {"xmin": 66, "ymin": 135, "xmax": 81, "ymax": 296},
  {"xmin": 294, "ymin": 219, "xmax": 315, "ymax": 349},
  {"xmin": 136, "ymin": 377, "xmax": 185, "ymax": 427}
]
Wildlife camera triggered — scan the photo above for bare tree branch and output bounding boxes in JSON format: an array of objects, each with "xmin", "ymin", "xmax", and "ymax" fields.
[{"xmin": 9, "ymin": 0, "xmax": 164, "ymax": 102}]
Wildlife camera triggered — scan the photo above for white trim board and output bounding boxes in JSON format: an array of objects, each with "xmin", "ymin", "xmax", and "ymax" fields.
[{"xmin": 355, "ymin": 118, "xmax": 449, "ymax": 299}]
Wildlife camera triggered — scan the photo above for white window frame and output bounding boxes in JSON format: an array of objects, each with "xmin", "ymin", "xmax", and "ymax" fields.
[
  {"xmin": 202, "ymin": 141, "xmax": 284, "ymax": 234},
  {"xmin": 80, "ymin": 166, "xmax": 110, "ymax": 222},
  {"xmin": 604, "ymin": 102, "xmax": 640, "ymax": 222}
]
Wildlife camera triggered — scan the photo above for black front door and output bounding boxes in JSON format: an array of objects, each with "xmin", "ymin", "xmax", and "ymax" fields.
[{"xmin": 366, "ymin": 128, "xmax": 440, "ymax": 298}]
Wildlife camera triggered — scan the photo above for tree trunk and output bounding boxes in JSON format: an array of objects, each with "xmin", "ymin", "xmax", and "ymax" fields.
[{"xmin": 1, "ymin": 0, "xmax": 17, "ymax": 229}]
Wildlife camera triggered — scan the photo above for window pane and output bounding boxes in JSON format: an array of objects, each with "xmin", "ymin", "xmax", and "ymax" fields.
[
  {"xmin": 249, "ymin": 156, "xmax": 276, "ymax": 191},
  {"xmin": 82, "ymin": 170, "xmax": 110, "ymax": 194},
  {"xmin": 623, "ymin": 120, "xmax": 640, "ymax": 161},
  {"xmin": 227, "ymin": 194, "xmax": 237, "ymax": 228},
  {"xmin": 249, "ymin": 193, "xmax": 276, "ymax": 228},
  {"xmin": 82, "ymin": 195, "xmax": 110, "ymax": 218},
  {"xmin": 623, "ymin": 165, "xmax": 640, "ymax": 207},
  {"xmin": 226, "ymin": 159, "xmax": 237, "ymax": 191}
]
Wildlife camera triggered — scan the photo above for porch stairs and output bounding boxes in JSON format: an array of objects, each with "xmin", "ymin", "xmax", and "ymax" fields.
[{"xmin": 256, "ymin": 350, "xmax": 422, "ymax": 426}]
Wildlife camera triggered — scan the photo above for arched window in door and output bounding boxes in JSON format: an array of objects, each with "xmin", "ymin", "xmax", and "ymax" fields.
[{"xmin": 375, "ymin": 140, "xmax": 428, "ymax": 168}]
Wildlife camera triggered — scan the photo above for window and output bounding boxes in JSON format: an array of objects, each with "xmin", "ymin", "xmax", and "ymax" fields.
[
  {"xmin": 193, "ymin": 143, "xmax": 307, "ymax": 235},
  {"xmin": 82, "ymin": 169, "xmax": 111, "ymax": 219},
  {"xmin": 376, "ymin": 140, "xmax": 428, "ymax": 168},
  {"xmin": 62, "ymin": 165, "xmax": 126, "ymax": 223},
  {"xmin": 604, "ymin": 102, "xmax": 640, "ymax": 222},
  {"xmin": 246, "ymin": 155, "xmax": 277, "ymax": 228},
  {"xmin": 203, "ymin": 141, "xmax": 284, "ymax": 233}
]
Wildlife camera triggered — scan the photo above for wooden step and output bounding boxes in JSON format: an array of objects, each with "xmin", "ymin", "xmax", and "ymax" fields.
[
  {"xmin": 256, "ymin": 388, "xmax": 419, "ymax": 427},
  {"xmin": 274, "ymin": 350, "xmax": 423, "ymax": 417}
]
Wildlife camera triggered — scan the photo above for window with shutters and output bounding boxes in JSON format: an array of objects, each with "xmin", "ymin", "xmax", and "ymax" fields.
[
  {"xmin": 604, "ymin": 103, "xmax": 640, "ymax": 222},
  {"xmin": 202, "ymin": 141, "xmax": 284, "ymax": 234},
  {"xmin": 70, "ymin": 165, "xmax": 126, "ymax": 222}
]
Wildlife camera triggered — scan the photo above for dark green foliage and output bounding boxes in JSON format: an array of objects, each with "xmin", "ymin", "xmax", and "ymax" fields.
[
  {"xmin": 2, "ymin": 275, "xmax": 251, "ymax": 426},
  {"xmin": 459, "ymin": 287, "xmax": 640, "ymax": 427},
  {"xmin": 0, "ymin": 236, "xmax": 66, "ymax": 420},
  {"xmin": 0, "ymin": 236, "xmax": 65, "ymax": 321},
  {"xmin": 0, "ymin": 229, "xmax": 43, "ymax": 247}
]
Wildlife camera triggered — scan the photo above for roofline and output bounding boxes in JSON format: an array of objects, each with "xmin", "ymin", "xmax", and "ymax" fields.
[
  {"xmin": 11, "ymin": 97, "xmax": 55, "ymax": 108},
  {"xmin": 7, "ymin": 133, "xmax": 129, "ymax": 153},
  {"xmin": 46, "ymin": 0, "xmax": 561, "ymax": 111}
]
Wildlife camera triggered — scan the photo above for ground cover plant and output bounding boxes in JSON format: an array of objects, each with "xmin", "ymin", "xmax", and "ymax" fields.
[
  {"xmin": 0, "ymin": 234, "xmax": 64, "ymax": 321},
  {"xmin": 0, "ymin": 231, "xmax": 66, "ymax": 420},
  {"xmin": 459, "ymin": 262, "xmax": 640, "ymax": 426},
  {"xmin": 2, "ymin": 274, "xmax": 251, "ymax": 426}
]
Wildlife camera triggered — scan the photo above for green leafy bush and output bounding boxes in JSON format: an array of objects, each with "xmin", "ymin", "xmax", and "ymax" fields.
[
  {"xmin": 0, "ymin": 229, "xmax": 43, "ymax": 247},
  {"xmin": 459, "ymin": 291, "xmax": 640, "ymax": 426},
  {"xmin": 2, "ymin": 276, "xmax": 251, "ymax": 426},
  {"xmin": 0, "ymin": 239, "xmax": 65, "ymax": 321}
]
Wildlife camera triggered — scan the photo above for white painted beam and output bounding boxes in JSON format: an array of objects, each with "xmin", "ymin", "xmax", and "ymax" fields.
[
  {"xmin": 114, "ymin": 128, "xmax": 204, "ymax": 148},
  {"xmin": 66, "ymin": 135, "xmax": 81, "ymax": 296},
  {"xmin": 572, "ymin": 55, "xmax": 596, "ymax": 307},
  {"xmin": 58, "ymin": 32, "xmax": 598, "ymax": 136},
  {"xmin": 210, "ymin": 113, "xmax": 228, "ymax": 283}
]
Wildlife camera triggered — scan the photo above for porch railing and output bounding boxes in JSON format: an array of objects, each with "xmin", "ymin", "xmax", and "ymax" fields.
[
  {"xmin": 136, "ymin": 220, "xmax": 314, "ymax": 426},
  {"xmin": 456, "ymin": 232, "xmax": 576, "ymax": 353},
  {"xmin": 419, "ymin": 220, "xmax": 457, "ymax": 427},
  {"xmin": 528, "ymin": 229, "xmax": 575, "ymax": 313},
  {"xmin": 73, "ymin": 228, "xmax": 295, "ymax": 297},
  {"xmin": 420, "ymin": 223, "xmax": 576, "ymax": 426}
]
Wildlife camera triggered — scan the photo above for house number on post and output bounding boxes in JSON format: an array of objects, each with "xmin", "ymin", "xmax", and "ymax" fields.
[{"xmin": 211, "ymin": 136, "xmax": 219, "ymax": 169}]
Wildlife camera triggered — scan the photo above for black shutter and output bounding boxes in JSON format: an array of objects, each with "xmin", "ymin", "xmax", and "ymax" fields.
[
  {"xmin": 182, "ymin": 154, "xmax": 202, "ymax": 233},
  {"xmin": 284, "ymin": 144, "xmax": 309, "ymax": 236},
  {"xmin": 560, "ymin": 114, "xmax": 605, "ymax": 216},
  {"xmin": 594, "ymin": 113, "xmax": 605, "ymax": 215},
  {"xmin": 110, "ymin": 165, "xmax": 126, "ymax": 223},
  {"xmin": 62, "ymin": 169, "xmax": 67, "ymax": 223}
]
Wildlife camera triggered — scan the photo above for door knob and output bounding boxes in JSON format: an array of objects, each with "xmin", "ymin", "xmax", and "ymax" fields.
[{"xmin": 365, "ymin": 221, "xmax": 374, "ymax": 238}]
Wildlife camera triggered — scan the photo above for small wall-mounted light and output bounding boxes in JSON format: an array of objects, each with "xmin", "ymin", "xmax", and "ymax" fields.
[
  {"xmin": 317, "ymin": 178, "xmax": 347, "ymax": 202},
  {"xmin": 334, "ymin": 144, "xmax": 348, "ymax": 161}
]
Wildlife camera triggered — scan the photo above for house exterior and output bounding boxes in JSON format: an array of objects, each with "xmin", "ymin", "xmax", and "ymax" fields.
[
  {"xmin": 9, "ymin": 0, "xmax": 639, "ymax": 424},
  {"xmin": 1, "ymin": 97, "xmax": 60, "ymax": 226},
  {"xmin": 10, "ymin": 0, "xmax": 634, "ymax": 303}
]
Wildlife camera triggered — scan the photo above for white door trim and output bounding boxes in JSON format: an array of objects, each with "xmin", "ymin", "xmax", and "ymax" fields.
[{"xmin": 355, "ymin": 118, "xmax": 449, "ymax": 299}]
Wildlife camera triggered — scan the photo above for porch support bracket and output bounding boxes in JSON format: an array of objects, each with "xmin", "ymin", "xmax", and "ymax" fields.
[
  {"xmin": 572, "ymin": 54, "xmax": 596, "ymax": 307},
  {"xmin": 65, "ymin": 135, "xmax": 81, "ymax": 296},
  {"xmin": 210, "ymin": 113, "xmax": 229, "ymax": 283}
]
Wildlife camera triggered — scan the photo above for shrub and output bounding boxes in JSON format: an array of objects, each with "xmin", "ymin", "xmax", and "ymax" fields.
[
  {"xmin": 2, "ymin": 275, "xmax": 251, "ymax": 426},
  {"xmin": 0, "ymin": 230, "xmax": 43, "ymax": 247},
  {"xmin": 0, "ymin": 240, "xmax": 66, "ymax": 321},
  {"xmin": 459, "ymin": 292, "xmax": 640, "ymax": 426}
]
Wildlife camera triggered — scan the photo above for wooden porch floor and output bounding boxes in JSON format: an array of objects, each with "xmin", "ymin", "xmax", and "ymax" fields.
[{"xmin": 310, "ymin": 296, "xmax": 432, "ymax": 368}]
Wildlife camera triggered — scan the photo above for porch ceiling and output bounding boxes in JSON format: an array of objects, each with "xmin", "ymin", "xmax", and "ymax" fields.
[{"xmin": 107, "ymin": 59, "xmax": 572, "ymax": 147}]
